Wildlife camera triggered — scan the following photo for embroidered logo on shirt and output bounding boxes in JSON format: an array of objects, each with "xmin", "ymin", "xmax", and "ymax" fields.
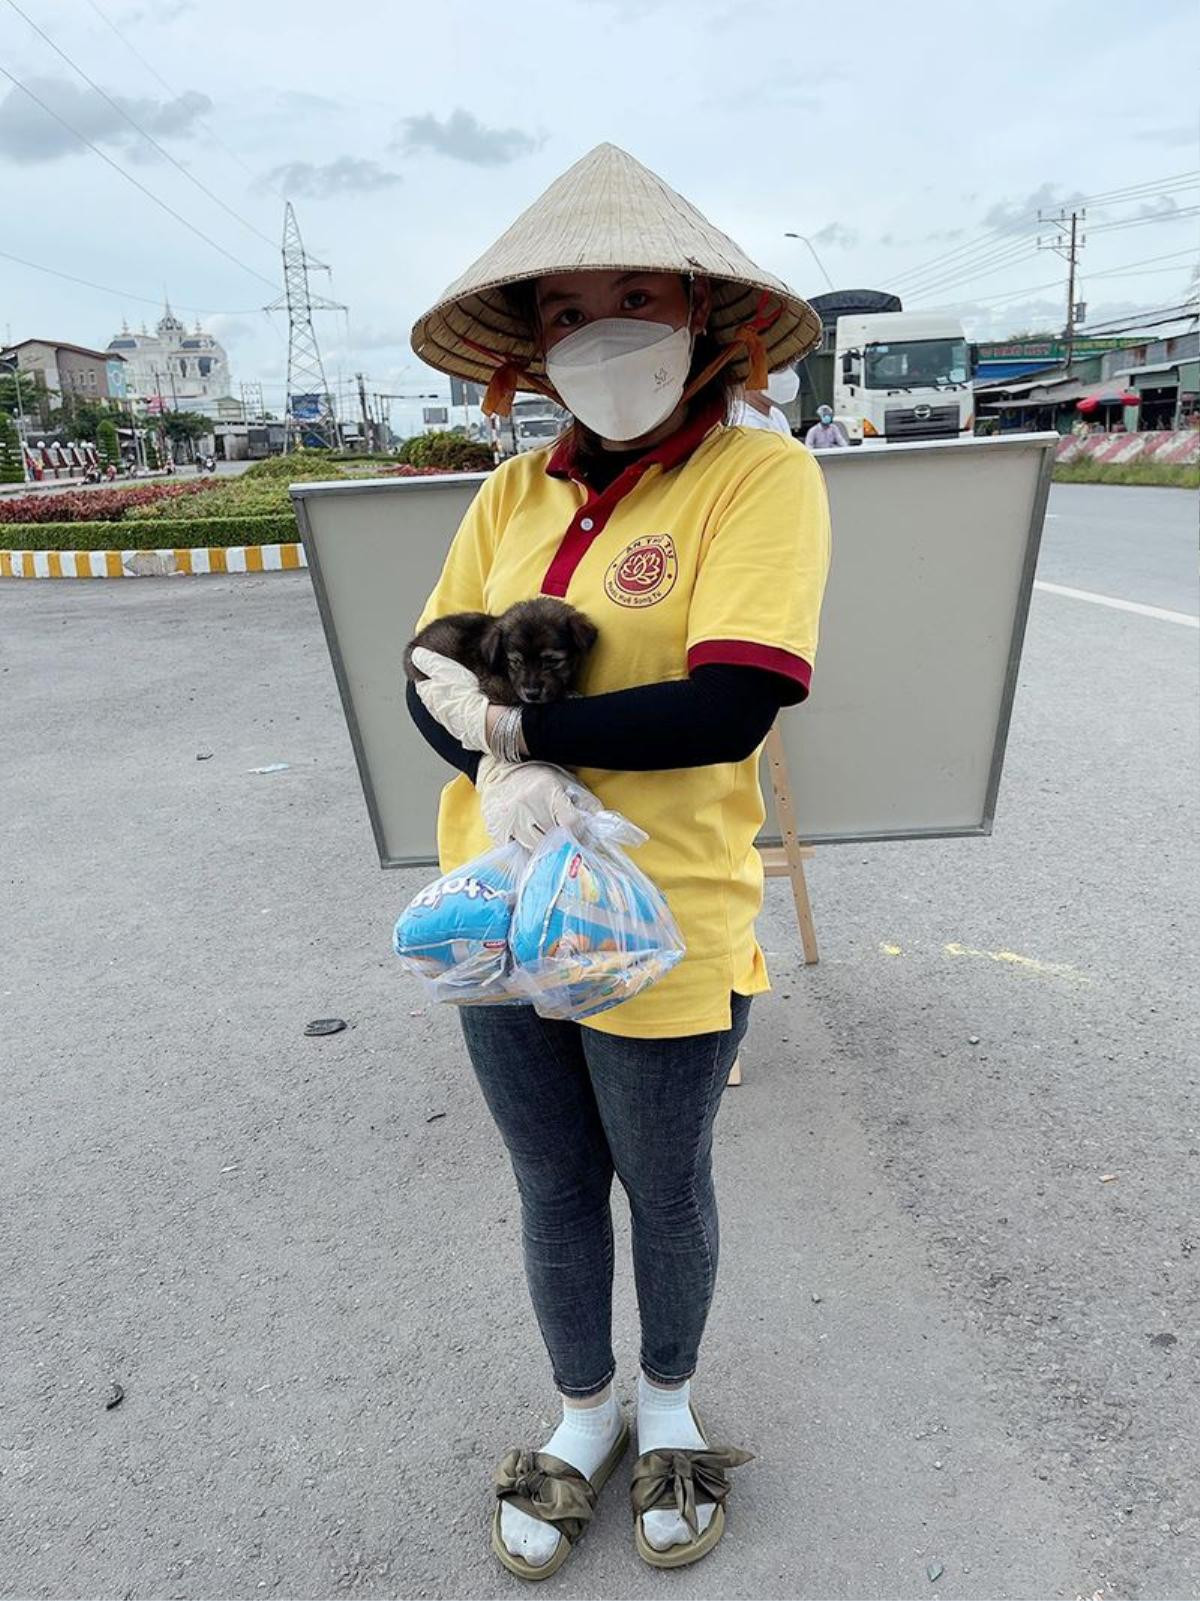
[{"xmin": 604, "ymin": 534, "xmax": 679, "ymax": 609}]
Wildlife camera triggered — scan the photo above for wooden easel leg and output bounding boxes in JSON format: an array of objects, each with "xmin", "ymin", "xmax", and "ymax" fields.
[
  {"xmin": 732, "ymin": 728, "xmax": 820, "ymax": 1088},
  {"xmin": 763, "ymin": 724, "xmax": 819, "ymax": 965},
  {"xmin": 787, "ymin": 853, "xmax": 820, "ymax": 966}
]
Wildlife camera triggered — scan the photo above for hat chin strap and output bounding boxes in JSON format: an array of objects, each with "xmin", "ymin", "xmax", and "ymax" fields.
[{"xmin": 476, "ymin": 293, "xmax": 778, "ymax": 418}]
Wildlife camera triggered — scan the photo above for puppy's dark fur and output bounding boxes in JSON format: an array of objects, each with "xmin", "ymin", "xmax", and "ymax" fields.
[{"xmin": 404, "ymin": 597, "xmax": 598, "ymax": 707}]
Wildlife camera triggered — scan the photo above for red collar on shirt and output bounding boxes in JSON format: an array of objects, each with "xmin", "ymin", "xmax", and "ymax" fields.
[
  {"xmin": 545, "ymin": 395, "xmax": 725, "ymax": 484},
  {"xmin": 539, "ymin": 398, "xmax": 725, "ymax": 597}
]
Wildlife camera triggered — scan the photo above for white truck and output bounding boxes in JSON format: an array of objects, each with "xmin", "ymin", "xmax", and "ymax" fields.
[
  {"xmin": 507, "ymin": 396, "xmax": 568, "ymax": 454},
  {"xmin": 797, "ymin": 292, "xmax": 976, "ymax": 444}
]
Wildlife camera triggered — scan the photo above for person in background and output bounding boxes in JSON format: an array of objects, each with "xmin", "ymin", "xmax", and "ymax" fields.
[
  {"xmin": 805, "ymin": 404, "xmax": 847, "ymax": 447},
  {"xmin": 732, "ymin": 363, "xmax": 800, "ymax": 437}
]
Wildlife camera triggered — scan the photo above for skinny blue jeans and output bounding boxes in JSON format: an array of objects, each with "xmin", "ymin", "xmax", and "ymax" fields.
[{"xmin": 458, "ymin": 995, "xmax": 751, "ymax": 1398}]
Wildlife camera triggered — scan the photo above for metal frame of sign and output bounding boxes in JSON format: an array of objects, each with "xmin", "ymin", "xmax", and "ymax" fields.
[{"xmin": 291, "ymin": 433, "xmax": 1057, "ymax": 868}]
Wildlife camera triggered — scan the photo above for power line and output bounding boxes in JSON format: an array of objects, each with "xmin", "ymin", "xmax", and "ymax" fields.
[
  {"xmin": 0, "ymin": 245, "xmax": 265, "ymax": 312},
  {"xmin": 912, "ymin": 251, "xmax": 1199, "ymax": 312},
  {"xmin": 902, "ymin": 241, "xmax": 1043, "ymax": 298},
  {"xmin": 1087, "ymin": 207, "xmax": 1200, "ymax": 237},
  {"xmin": 903, "ymin": 201, "xmax": 1198, "ymax": 303},
  {"xmin": 1076, "ymin": 305, "xmax": 1197, "ymax": 334},
  {"xmin": 6, "ymin": 0, "xmax": 277, "ymax": 250},
  {"xmin": 78, "ymin": 0, "xmax": 287, "ymax": 203},
  {"xmin": 890, "ymin": 171, "xmax": 1200, "ymax": 289},
  {"xmin": 0, "ymin": 59, "xmax": 278, "ymax": 288}
]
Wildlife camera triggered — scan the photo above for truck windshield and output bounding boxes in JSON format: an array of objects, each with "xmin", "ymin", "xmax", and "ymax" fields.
[{"xmin": 864, "ymin": 338, "xmax": 970, "ymax": 389}]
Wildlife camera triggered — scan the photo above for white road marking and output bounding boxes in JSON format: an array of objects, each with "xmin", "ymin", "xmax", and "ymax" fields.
[{"xmin": 1033, "ymin": 580, "xmax": 1199, "ymax": 628}]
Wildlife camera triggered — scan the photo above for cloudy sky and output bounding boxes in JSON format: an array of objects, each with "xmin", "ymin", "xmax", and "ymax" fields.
[{"xmin": 2, "ymin": 0, "xmax": 1197, "ymax": 432}]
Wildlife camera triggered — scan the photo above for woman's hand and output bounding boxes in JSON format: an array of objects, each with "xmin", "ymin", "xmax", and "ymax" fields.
[
  {"xmin": 410, "ymin": 648, "xmax": 491, "ymax": 752},
  {"xmin": 475, "ymin": 754, "xmax": 601, "ymax": 848}
]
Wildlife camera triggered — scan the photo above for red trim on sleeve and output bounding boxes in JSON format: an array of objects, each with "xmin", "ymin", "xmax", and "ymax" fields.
[{"xmin": 688, "ymin": 639, "xmax": 812, "ymax": 698}]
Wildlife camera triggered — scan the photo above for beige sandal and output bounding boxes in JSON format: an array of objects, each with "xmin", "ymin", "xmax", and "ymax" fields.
[
  {"xmin": 491, "ymin": 1422, "xmax": 630, "ymax": 1582},
  {"xmin": 630, "ymin": 1405, "xmax": 753, "ymax": 1569}
]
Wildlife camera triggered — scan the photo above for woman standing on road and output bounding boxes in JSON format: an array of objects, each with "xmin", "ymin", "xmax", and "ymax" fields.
[{"xmin": 406, "ymin": 144, "xmax": 830, "ymax": 1580}]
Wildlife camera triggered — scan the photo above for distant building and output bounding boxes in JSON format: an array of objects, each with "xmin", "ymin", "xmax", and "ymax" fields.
[
  {"xmin": 0, "ymin": 338, "xmax": 128, "ymax": 419},
  {"xmin": 105, "ymin": 301, "xmax": 233, "ymax": 413}
]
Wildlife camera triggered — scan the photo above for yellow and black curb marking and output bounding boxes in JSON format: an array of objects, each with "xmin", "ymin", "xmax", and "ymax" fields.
[{"xmin": 0, "ymin": 543, "xmax": 308, "ymax": 579}]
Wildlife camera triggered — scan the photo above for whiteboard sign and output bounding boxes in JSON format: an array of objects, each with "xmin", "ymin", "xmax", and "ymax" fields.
[{"xmin": 292, "ymin": 434, "xmax": 1055, "ymax": 867}]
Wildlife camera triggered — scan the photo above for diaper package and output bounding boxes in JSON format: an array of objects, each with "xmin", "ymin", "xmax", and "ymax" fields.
[
  {"xmin": 392, "ymin": 842, "xmax": 526, "ymax": 1006},
  {"xmin": 393, "ymin": 814, "xmax": 684, "ymax": 1021},
  {"xmin": 509, "ymin": 811, "xmax": 685, "ymax": 1020}
]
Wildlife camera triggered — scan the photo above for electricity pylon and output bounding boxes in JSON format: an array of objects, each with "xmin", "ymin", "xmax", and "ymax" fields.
[{"xmin": 264, "ymin": 203, "xmax": 345, "ymax": 452}]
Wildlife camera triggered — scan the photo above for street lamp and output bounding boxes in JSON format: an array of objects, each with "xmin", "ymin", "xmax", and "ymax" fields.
[{"xmin": 783, "ymin": 232, "xmax": 835, "ymax": 292}]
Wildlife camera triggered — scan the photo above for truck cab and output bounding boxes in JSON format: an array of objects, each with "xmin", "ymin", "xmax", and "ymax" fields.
[{"xmin": 835, "ymin": 312, "xmax": 974, "ymax": 442}]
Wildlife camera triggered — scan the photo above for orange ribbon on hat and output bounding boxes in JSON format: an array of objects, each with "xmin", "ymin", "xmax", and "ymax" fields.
[
  {"xmin": 680, "ymin": 291, "xmax": 781, "ymax": 401},
  {"xmin": 459, "ymin": 335, "xmax": 561, "ymax": 418}
]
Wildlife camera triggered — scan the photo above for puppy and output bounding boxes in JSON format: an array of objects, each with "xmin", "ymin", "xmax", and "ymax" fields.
[{"xmin": 404, "ymin": 597, "xmax": 598, "ymax": 707}]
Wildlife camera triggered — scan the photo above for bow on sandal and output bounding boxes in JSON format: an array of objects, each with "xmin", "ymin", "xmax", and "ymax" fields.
[
  {"xmin": 630, "ymin": 1422, "xmax": 754, "ymax": 1569},
  {"xmin": 491, "ymin": 1427, "xmax": 629, "ymax": 1582}
]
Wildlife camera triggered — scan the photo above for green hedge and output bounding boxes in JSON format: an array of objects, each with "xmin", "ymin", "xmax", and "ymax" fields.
[
  {"xmin": 1052, "ymin": 459, "xmax": 1199, "ymax": 489},
  {"xmin": 124, "ymin": 482, "xmax": 288, "ymax": 521},
  {"xmin": 1, "ymin": 513, "xmax": 298, "ymax": 551}
]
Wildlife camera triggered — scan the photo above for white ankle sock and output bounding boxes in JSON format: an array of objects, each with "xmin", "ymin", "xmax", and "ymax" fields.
[
  {"xmin": 636, "ymin": 1372, "xmax": 716, "ymax": 1552},
  {"xmin": 500, "ymin": 1389, "xmax": 623, "ymax": 1568}
]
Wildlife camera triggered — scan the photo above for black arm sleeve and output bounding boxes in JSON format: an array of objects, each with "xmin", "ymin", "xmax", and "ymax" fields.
[
  {"xmin": 406, "ymin": 678, "xmax": 481, "ymax": 783},
  {"xmin": 520, "ymin": 664, "xmax": 789, "ymax": 772}
]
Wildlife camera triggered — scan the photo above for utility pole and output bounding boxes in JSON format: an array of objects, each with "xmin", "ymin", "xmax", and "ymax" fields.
[
  {"xmin": 1037, "ymin": 207, "xmax": 1086, "ymax": 368},
  {"xmin": 264, "ymin": 203, "xmax": 345, "ymax": 453},
  {"xmin": 356, "ymin": 371, "xmax": 372, "ymax": 452}
]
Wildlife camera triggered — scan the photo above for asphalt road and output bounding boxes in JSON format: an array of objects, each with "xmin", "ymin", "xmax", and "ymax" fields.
[{"xmin": 1, "ymin": 483, "xmax": 1197, "ymax": 1601}]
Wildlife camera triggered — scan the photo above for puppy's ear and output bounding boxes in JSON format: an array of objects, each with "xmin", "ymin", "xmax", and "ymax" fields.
[
  {"xmin": 479, "ymin": 618, "xmax": 508, "ymax": 672},
  {"xmin": 568, "ymin": 611, "xmax": 599, "ymax": 654}
]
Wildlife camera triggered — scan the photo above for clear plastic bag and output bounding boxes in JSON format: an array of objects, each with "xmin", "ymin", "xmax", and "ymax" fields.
[
  {"xmin": 392, "ymin": 842, "xmax": 527, "ymax": 1006},
  {"xmin": 509, "ymin": 811, "xmax": 685, "ymax": 1021}
]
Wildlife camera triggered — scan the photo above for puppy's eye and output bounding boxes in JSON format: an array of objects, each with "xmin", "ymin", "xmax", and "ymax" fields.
[
  {"xmin": 506, "ymin": 652, "xmax": 523, "ymax": 669},
  {"xmin": 541, "ymin": 651, "xmax": 567, "ymax": 666}
]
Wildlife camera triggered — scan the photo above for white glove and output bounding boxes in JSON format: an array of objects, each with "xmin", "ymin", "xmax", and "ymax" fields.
[
  {"xmin": 475, "ymin": 754, "xmax": 601, "ymax": 849},
  {"xmin": 410, "ymin": 648, "xmax": 491, "ymax": 752}
]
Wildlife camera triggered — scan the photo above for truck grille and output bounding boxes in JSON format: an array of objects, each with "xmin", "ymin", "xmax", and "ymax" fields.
[{"xmin": 883, "ymin": 404, "xmax": 961, "ymax": 439}]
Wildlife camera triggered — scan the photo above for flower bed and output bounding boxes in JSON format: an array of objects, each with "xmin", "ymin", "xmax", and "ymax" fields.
[{"xmin": 0, "ymin": 480, "xmax": 212, "ymax": 525}]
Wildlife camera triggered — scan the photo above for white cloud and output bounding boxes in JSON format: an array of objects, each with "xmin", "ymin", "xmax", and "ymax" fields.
[
  {"xmin": 983, "ymin": 183, "xmax": 1086, "ymax": 234},
  {"xmin": 393, "ymin": 109, "xmax": 543, "ymax": 166},
  {"xmin": 263, "ymin": 157, "xmax": 403, "ymax": 198},
  {"xmin": 0, "ymin": 76, "xmax": 210, "ymax": 164}
]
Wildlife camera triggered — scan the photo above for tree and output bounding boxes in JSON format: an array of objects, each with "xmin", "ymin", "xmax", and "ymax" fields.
[
  {"xmin": 0, "ymin": 369, "xmax": 37, "ymax": 419},
  {"xmin": 144, "ymin": 431, "xmax": 161, "ymax": 470},
  {"xmin": 161, "ymin": 411, "xmax": 209, "ymax": 460},
  {"xmin": 48, "ymin": 396, "xmax": 114, "ymax": 442},
  {"xmin": 96, "ymin": 417, "xmax": 120, "ymax": 467},
  {"xmin": 0, "ymin": 411, "xmax": 24, "ymax": 482}
]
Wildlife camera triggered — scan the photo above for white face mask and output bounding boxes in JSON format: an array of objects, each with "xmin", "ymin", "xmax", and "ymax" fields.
[
  {"xmin": 544, "ymin": 317, "xmax": 692, "ymax": 442},
  {"xmin": 766, "ymin": 366, "xmax": 800, "ymax": 405}
]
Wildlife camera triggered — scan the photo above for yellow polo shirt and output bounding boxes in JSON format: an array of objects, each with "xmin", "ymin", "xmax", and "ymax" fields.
[{"xmin": 416, "ymin": 409, "xmax": 831, "ymax": 1039}]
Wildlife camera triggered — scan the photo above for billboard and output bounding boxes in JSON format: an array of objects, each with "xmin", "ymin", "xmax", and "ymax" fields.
[
  {"xmin": 450, "ymin": 378, "xmax": 484, "ymax": 407},
  {"xmin": 288, "ymin": 393, "xmax": 324, "ymax": 420},
  {"xmin": 423, "ymin": 406, "xmax": 449, "ymax": 426},
  {"xmin": 105, "ymin": 359, "xmax": 128, "ymax": 400}
]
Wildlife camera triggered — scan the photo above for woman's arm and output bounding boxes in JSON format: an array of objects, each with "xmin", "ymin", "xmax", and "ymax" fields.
[
  {"xmin": 406, "ymin": 678, "xmax": 481, "ymax": 781},
  {"xmin": 519, "ymin": 664, "xmax": 789, "ymax": 771}
]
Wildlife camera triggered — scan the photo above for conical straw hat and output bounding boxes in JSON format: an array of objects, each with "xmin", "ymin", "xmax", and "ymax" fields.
[{"xmin": 411, "ymin": 143, "xmax": 820, "ymax": 393}]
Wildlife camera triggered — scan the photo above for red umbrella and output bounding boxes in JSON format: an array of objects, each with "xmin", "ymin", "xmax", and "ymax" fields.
[{"xmin": 1076, "ymin": 387, "xmax": 1140, "ymax": 414}]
